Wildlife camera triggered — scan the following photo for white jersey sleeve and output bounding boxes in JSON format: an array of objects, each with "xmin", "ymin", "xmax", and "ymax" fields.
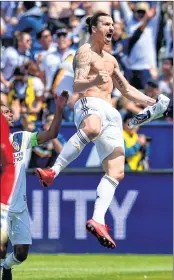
[{"xmin": 9, "ymin": 131, "xmax": 34, "ymax": 213}]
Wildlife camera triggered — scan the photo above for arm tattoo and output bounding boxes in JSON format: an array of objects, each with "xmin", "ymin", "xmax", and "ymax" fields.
[
  {"xmin": 74, "ymin": 51, "xmax": 91, "ymax": 81},
  {"xmin": 76, "ymin": 51, "xmax": 91, "ymax": 64},
  {"xmin": 75, "ymin": 67, "xmax": 90, "ymax": 80},
  {"xmin": 113, "ymin": 71, "xmax": 127, "ymax": 92},
  {"xmin": 113, "ymin": 72, "xmax": 125, "ymax": 89}
]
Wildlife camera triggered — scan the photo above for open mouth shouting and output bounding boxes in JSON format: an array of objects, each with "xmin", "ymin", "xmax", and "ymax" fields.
[{"xmin": 105, "ymin": 33, "xmax": 113, "ymax": 44}]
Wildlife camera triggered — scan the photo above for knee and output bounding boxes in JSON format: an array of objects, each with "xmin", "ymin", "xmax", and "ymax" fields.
[
  {"xmin": 111, "ymin": 169, "xmax": 125, "ymax": 182},
  {"xmin": 15, "ymin": 248, "xmax": 28, "ymax": 262},
  {"xmin": 84, "ymin": 126, "xmax": 100, "ymax": 140},
  {"xmin": 117, "ymin": 170, "xmax": 125, "ymax": 182}
]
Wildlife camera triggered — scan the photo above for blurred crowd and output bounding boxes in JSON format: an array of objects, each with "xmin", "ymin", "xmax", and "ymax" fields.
[{"xmin": 0, "ymin": 1, "xmax": 173, "ymax": 170}]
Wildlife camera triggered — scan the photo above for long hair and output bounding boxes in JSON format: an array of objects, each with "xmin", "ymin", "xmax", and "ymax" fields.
[{"xmin": 86, "ymin": 12, "xmax": 110, "ymax": 34}]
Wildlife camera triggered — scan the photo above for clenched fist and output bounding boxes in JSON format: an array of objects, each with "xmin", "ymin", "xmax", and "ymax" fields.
[{"xmin": 94, "ymin": 71, "xmax": 109, "ymax": 85}]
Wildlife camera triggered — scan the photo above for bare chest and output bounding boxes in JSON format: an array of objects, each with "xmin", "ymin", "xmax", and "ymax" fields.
[{"xmin": 90, "ymin": 53, "xmax": 114, "ymax": 75}]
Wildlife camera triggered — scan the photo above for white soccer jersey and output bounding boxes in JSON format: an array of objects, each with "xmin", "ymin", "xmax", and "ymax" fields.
[{"xmin": 8, "ymin": 131, "xmax": 33, "ymax": 213}]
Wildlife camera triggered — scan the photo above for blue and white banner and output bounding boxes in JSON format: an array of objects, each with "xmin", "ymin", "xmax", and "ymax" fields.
[
  {"xmin": 12, "ymin": 122, "xmax": 173, "ymax": 169},
  {"xmin": 26, "ymin": 171, "xmax": 172, "ymax": 254}
]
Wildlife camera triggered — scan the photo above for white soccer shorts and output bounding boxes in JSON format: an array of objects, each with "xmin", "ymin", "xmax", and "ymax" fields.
[
  {"xmin": 74, "ymin": 97, "xmax": 125, "ymax": 162},
  {"xmin": 7, "ymin": 209, "xmax": 32, "ymax": 246}
]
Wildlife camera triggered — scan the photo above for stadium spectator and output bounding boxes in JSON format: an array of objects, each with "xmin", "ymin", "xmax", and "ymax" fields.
[
  {"xmin": 48, "ymin": 1, "xmax": 71, "ymax": 20},
  {"xmin": 14, "ymin": 1, "xmax": 46, "ymax": 52},
  {"xmin": 0, "ymin": 18, "xmax": 7, "ymax": 104},
  {"xmin": 123, "ymin": 111, "xmax": 151, "ymax": 171},
  {"xmin": 143, "ymin": 79, "xmax": 172, "ymax": 121},
  {"xmin": 41, "ymin": 28, "xmax": 75, "ymax": 93},
  {"xmin": 91, "ymin": 2, "xmax": 112, "ymax": 15},
  {"xmin": 164, "ymin": 19, "xmax": 173, "ymax": 58},
  {"xmin": 143, "ymin": 79, "xmax": 172, "ymax": 122},
  {"xmin": 162, "ymin": 2, "xmax": 173, "ymax": 58},
  {"xmin": 69, "ymin": 15, "xmax": 81, "ymax": 31},
  {"xmin": 7, "ymin": 61, "xmax": 45, "ymax": 122},
  {"xmin": 49, "ymin": 54, "xmax": 74, "ymax": 120},
  {"xmin": 112, "ymin": 1, "xmax": 122, "ymax": 23},
  {"xmin": 81, "ymin": 2, "xmax": 93, "ymax": 16},
  {"xmin": 144, "ymin": 79, "xmax": 160, "ymax": 99},
  {"xmin": 120, "ymin": 2, "xmax": 161, "ymax": 89},
  {"xmin": 158, "ymin": 57, "xmax": 173, "ymax": 99},
  {"xmin": 112, "ymin": 9, "xmax": 157, "ymax": 73},
  {"xmin": 1, "ymin": 1, "xmax": 22, "ymax": 47},
  {"xmin": 68, "ymin": 15, "xmax": 82, "ymax": 51},
  {"xmin": 51, "ymin": 49, "xmax": 74, "ymax": 96},
  {"xmin": 0, "ymin": 32, "xmax": 32, "ymax": 105},
  {"xmin": 35, "ymin": 28, "xmax": 57, "ymax": 64}
]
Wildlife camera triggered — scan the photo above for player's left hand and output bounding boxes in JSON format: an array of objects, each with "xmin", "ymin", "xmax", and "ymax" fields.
[{"xmin": 55, "ymin": 90, "xmax": 69, "ymax": 109}]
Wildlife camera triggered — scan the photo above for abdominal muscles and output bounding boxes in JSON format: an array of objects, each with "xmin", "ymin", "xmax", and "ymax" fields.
[{"xmin": 81, "ymin": 75, "xmax": 114, "ymax": 102}]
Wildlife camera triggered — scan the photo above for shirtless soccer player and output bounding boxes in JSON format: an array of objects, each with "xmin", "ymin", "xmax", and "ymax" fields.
[
  {"xmin": 0, "ymin": 91, "xmax": 68, "ymax": 280},
  {"xmin": 36, "ymin": 12, "xmax": 169, "ymax": 249}
]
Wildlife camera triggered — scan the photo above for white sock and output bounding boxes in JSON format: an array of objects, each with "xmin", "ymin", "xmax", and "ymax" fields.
[
  {"xmin": 3, "ymin": 253, "xmax": 21, "ymax": 269},
  {"xmin": 52, "ymin": 129, "xmax": 90, "ymax": 176},
  {"xmin": 92, "ymin": 175, "xmax": 119, "ymax": 225}
]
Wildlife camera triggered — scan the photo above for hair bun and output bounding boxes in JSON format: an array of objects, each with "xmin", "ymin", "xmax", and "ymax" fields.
[{"xmin": 86, "ymin": 17, "xmax": 91, "ymax": 26}]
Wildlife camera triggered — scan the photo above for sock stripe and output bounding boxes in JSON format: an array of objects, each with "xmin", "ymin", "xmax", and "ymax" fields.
[
  {"xmin": 104, "ymin": 175, "xmax": 118, "ymax": 189},
  {"xmin": 77, "ymin": 131, "xmax": 87, "ymax": 144},
  {"xmin": 77, "ymin": 130, "xmax": 88, "ymax": 144}
]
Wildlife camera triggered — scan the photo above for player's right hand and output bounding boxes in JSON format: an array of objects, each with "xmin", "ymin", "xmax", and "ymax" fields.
[
  {"xmin": 55, "ymin": 90, "xmax": 69, "ymax": 109},
  {"xmin": 94, "ymin": 71, "xmax": 109, "ymax": 85}
]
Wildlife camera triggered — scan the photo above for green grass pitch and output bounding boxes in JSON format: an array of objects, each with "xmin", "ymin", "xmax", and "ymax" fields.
[{"xmin": 13, "ymin": 254, "xmax": 172, "ymax": 280}]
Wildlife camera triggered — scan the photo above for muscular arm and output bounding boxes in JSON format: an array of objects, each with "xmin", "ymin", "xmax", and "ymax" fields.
[
  {"xmin": 73, "ymin": 50, "xmax": 95, "ymax": 93},
  {"xmin": 112, "ymin": 62, "xmax": 156, "ymax": 106}
]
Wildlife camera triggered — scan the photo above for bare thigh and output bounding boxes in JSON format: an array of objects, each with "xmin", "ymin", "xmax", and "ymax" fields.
[
  {"xmin": 102, "ymin": 147, "xmax": 125, "ymax": 182},
  {"xmin": 79, "ymin": 114, "xmax": 101, "ymax": 140}
]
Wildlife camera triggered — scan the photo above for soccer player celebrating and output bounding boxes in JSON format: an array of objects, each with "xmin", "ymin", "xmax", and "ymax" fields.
[
  {"xmin": 0, "ymin": 91, "xmax": 68, "ymax": 280},
  {"xmin": 36, "ymin": 13, "xmax": 169, "ymax": 249}
]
